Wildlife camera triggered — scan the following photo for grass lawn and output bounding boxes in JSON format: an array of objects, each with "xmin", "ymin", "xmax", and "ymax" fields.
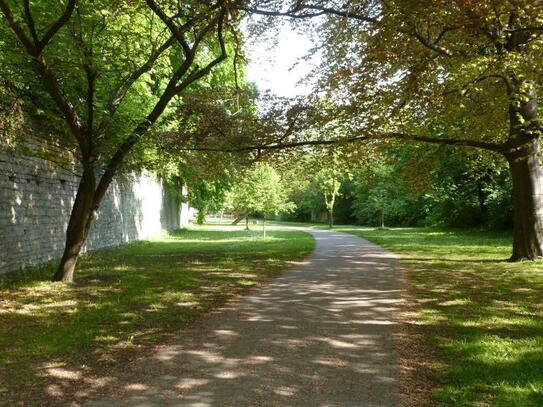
[
  {"xmin": 0, "ymin": 225, "xmax": 314, "ymax": 404},
  {"xmin": 337, "ymin": 226, "xmax": 543, "ymax": 407}
]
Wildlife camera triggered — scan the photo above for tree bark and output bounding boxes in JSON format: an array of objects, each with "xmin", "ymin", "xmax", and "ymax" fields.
[
  {"xmin": 505, "ymin": 140, "xmax": 543, "ymax": 261},
  {"xmin": 53, "ymin": 169, "xmax": 96, "ymax": 282},
  {"xmin": 232, "ymin": 212, "xmax": 248, "ymax": 225},
  {"xmin": 503, "ymin": 79, "xmax": 543, "ymax": 261},
  {"xmin": 328, "ymin": 209, "xmax": 334, "ymax": 229}
]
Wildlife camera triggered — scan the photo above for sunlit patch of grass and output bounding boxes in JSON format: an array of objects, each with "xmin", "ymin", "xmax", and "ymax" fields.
[
  {"xmin": 0, "ymin": 226, "xmax": 314, "ymax": 404},
  {"xmin": 341, "ymin": 227, "xmax": 543, "ymax": 407}
]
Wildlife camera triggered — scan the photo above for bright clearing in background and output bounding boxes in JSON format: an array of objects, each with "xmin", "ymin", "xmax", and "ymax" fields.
[{"xmin": 246, "ymin": 22, "xmax": 320, "ymax": 98}]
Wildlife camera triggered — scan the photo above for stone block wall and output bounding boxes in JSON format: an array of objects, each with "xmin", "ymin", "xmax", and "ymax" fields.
[{"xmin": 0, "ymin": 151, "xmax": 191, "ymax": 274}]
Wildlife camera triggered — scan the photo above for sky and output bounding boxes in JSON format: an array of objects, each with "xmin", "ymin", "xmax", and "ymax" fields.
[{"xmin": 245, "ymin": 22, "xmax": 320, "ymax": 98}]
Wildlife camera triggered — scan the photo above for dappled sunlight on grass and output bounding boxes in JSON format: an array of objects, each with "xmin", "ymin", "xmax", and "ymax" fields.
[
  {"xmin": 0, "ymin": 226, "xmax": 314, "ymax": 405},
  {"xmin": 346, "ymin": 227, "xmax": 543, "ymax": 407}
]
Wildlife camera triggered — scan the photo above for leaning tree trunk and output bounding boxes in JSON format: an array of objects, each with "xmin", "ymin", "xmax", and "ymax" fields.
[
  {"xmin": 53, "ymin": 169, "xmax": 97, "ymax": 282},
  {"xmin": 505, "ymin": 139, "xmax": 543, "ymax": 261}
]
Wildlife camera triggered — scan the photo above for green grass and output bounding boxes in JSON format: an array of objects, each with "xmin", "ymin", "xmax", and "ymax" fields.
[
  {"xmin": 337, "ymin": 226, "xmax": 543, "ymax": 407},
  {"xmin": 0, "ymin": 225, "xmax": 314, "ymax": 403}
]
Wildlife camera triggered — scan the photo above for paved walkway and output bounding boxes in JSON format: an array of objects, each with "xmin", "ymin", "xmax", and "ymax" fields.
[{"xmin": 89, "ymin": 228, "xmax": 402, "ymax": 407}]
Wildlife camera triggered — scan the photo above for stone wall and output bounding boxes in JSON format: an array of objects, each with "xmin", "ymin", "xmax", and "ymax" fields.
[{"xmin": 0, "ymin": 151, "xmax": 191, "ymax": 274}]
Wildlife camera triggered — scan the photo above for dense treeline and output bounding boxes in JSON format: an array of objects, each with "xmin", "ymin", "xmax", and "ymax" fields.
[{"xmin": 284, "ymin": 145, "xmax": 513, "ymax": 230}]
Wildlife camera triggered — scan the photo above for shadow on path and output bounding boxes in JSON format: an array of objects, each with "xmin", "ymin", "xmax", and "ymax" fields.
[{"xmin": 88, "ymin": 229, "xmax": 402, "ymax": 407}]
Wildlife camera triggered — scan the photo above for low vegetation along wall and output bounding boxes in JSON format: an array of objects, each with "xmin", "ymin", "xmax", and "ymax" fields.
[{"xmin": 0, "ymin": 151, "xmax": 191, "ymax": 274}]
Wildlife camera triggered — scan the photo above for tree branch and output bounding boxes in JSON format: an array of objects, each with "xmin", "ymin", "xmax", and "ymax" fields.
[
  {"xmin": 22, "ymin": 0, "xmax": 39, "ymax": 43},
  {"xmin": 84, "ymin": 65, "xmax": 96, "ymax": 142},
  {"xmin": 180, "ymin": 131, "xmax": 503, "ymax": 153},
  {"xmin": 243, "ymin": 3, "xmax": 462, "ymax": 57},
  {"xmin": 0, "ymin": 0, "xmax": 87, "ymax": 155},
  {"xmin": 0, "ymin": 0, "xmax": 35, "ymax": 53},
  {"xmin": 382, "ymin": 132, "xmax": 503, "ymax": 152},
  {"xmin": 38, "ymin": 0, "xmax": 76, "ymax": 52},
  {"xmin": 173, "ymin": 11, "xmax": 228, "ymax": 94},
  {"xmin": 412, "ymin": 29, "xmax": 452, "ymax": 57},
  {"xmin": 241, "ymin": 4, "xmax": 379, "ymax": 23},
  {"xmin": 105, "ymin": 35, "xmax": 176, "ymax": 117},
  {"xmin": 93, "ymin": 6, "xmax": 229, "ymax": 205}
]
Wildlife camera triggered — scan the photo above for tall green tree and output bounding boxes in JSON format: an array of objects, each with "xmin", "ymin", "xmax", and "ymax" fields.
[
  {"xmin": 313, "ymin": 151, "xmax": 348, "ymax": 229},
  {"xmin": 230, "ymin": 163, "xmax": 294, "ymax": 236},
  {"xmin": 0, "ymin": 0, "xmax": 242, "ymax": 281},
  {"xmin": 229, "ymin": 178, "xmax": 255, "ymax": 229}
]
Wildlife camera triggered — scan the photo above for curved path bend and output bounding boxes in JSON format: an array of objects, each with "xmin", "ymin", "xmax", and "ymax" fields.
[{"xmin": 89, "ymin": 228, "xmax": 402, "ymax": 407}]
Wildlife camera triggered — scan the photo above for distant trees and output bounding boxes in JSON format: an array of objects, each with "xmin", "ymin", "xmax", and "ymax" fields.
[
  {"xmin": 229, "ymin": 177, "xmax": 255, "ymax": 230},
  {"xmin": 279, "ymin": 149, "xmax": 350, "ymax": 227},
  {"xmin": 229, "ymin": 163, "xmax": 294, "ymax": 236},
  {"xmin": 281, "ymin": 143, "xmax": 513, "ymax": 230},
  {"xmin": 317, "ymin": 168, "xmax": 341, "ymax": 229},
  {"xmin": 358, "ymin": 168, "xmax": 395, "ymax": 229},
  {"xmin": 314, "ymin": 151, "xmax": 346, "ymax": 229},
  {"xmin": 351, "ymin": 161, "xmax": 415, "ymax": 229}
]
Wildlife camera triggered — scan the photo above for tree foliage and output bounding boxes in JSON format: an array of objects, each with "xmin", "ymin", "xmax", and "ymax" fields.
[
  {"xmin": 229, "ymin": 162, "xmax": 294, "ymax": 235},
  {"xmin": 0, "ymin": 0, "xmax": 246, "ymax": 281},
  {"xmin": 244, "ymin": 0, "xmax": 543, "ymax": 260}
]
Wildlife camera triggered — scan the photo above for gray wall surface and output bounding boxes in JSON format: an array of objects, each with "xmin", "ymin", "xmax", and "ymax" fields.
[{"xmin": 0, "ymin": 151, "xmax": 190, "ymax": 274}]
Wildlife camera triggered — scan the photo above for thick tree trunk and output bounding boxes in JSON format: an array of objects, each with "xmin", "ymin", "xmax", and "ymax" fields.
[
  {"xmin": 505, "ymin": 140, "xmax": 543, "ymax": 261},
  {"xmin": 53, "ymin": 169, "xmax": 97, "ymax": 282},
  {"xmin": 503, "ymin": 79, "xmax": 543, "ymax": 261}
]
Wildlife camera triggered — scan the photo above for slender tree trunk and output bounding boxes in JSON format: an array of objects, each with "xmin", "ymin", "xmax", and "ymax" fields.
[
  {"xmin": 53, "ymin": 169, "xmax": 96, "ymax": 282},
  {"xmin": 263, "ymin": 218, "xmax": 266, "ymax": 238},
  {"xmin": 245, "ymin": 215, "xmax": 249, "ymax": 230},
  {"xmin": 477, "ymin": 179, "xmax": 488, "ymax": 218},
  {"xmin": 328, "ymin": 209, "xmax": 334, "ymax": 229},
  {"xmin": 505, "ymin": 139, "xmax": 543, "ymax": 261},
  {"xmin": 381, "ymin": 208, "xmax": 385, "ymax": 229},
  {"xmin": 232, "ymin": 212, "xmax": 246, "ymax": 225}
]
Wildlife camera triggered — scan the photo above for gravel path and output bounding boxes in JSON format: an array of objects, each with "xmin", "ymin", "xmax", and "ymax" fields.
[{"xmin": 88, "ymin": 228, "xmax": 402, "ymax": 407}]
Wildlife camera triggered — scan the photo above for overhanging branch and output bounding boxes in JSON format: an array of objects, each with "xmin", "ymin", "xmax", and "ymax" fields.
[
  {"xmin": 241, "ymin": 4, "xmax": 379, "ymax": 23},
  {"xmin": 178, "ymin": 131, "xmax": 504, "ymax": 153}
]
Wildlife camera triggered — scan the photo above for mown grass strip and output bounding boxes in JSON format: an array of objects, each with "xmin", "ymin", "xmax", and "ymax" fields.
[
  {"xmin": 341, "ymin": 227, "xmax": 543, "ymax": 407},
  {"xmin": 0, "ymin": 226, "xmax": 314, "ymax": 404}
]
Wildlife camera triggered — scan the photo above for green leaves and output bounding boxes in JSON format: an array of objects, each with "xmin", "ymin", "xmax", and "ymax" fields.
[{"xmin": 229, "ymin": 163, "xmax": 294, "ymax": 217}]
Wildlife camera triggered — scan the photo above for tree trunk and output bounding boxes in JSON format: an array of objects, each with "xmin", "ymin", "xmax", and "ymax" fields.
[
  {"xmin": 53, "ymin": 169, "xmax": 96, "ymax": 282},
  {"xmin": 328, "ymin": 209, "xmax": 334, "ymax": 229},
  {"xmin": 245, "ymin": 215, "xmax": 249, "ymax": 230},
  {"xmin": 505, "ymin": 139, "xmax": 543, "ymax": 261},
  {"xmin": 232, "ymin": 212, "xmax": 247, "ymax": 225},
  {"xmin": 503, "ymin": 79, "xmax": 543, "ymax": 261},
  {"xmin": 263, "ymin": 218, "xmax": 266, "ymax": 238},
  {"xmin": 381, "ymin": 208, "xmax": 385, "ymax": 229}
]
